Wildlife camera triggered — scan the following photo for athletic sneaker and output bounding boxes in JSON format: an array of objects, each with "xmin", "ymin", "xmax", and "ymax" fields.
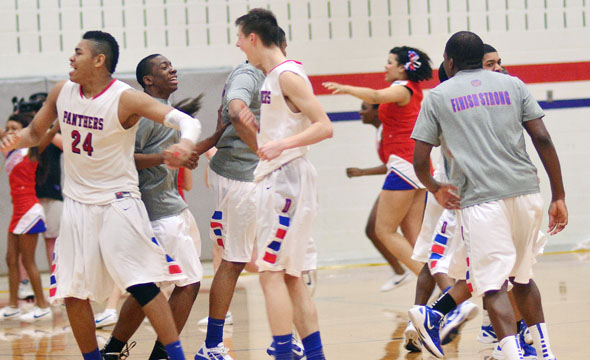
[
  {"xmin": 0, "ymin": 306, "xmax": 21, "ymax": 320},
  {"xmin": 492, "ymin": 337, "xmax": 536, "ymax": 359},
  {"xmin": 267, "ymin": 337, "xmax": 305, "ymax": 359},
  {"xmin": 18, "ymin": 280, "xmax": 34, "ymax": 300},
  {"xmin": 380, "ymin": 271, "xmax": 411, "ymax": 292},
  {"xmin": 408, "ymin": 306, "xmax": 444, "ymax": 359},
  {"xmin": 95, "ymin": 309, "xmax": 118, "ymax": 328},
  {"xmin": 517, "ymin": 319, "xmax": 533, "ymax": 345},
  {"xmin": 195, "ymin": 342, "xmax": 233, "ymax": 360},
  {"xmin": 440, "ymin": 301, "xmax": 479, "ymax": 345},
  {"xmin": 101, "ymin": 341, "xmax": 136, "ymax": 360},
  {"xmin": 19, "ymin": 306, "xmax": 52, "ymax": 322},
  {"xmin": 197, "ymin": 311, "xmax": 234, "ymax": 326},
  {"xmin": 403, "ymin": 321, "xmax": 422, "ymax": 352},
  {"xmin": 478, "ymin": 323, "xmax": 498, "ymax": 344}
]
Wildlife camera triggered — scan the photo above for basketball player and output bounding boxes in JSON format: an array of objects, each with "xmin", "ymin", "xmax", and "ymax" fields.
[
  {"xmin": 0, "ymin": 31, "xmax": 201, "ymax": 360},
  {"xmin": 194, "ymin": 21, "xmax": 265, "ymax": 360},
  {"xmin": 235, "ymin": 8, "xmax": 332, "ymax": 360},
  {"xmin": 100, "ymin": 54, "xmax": 203, "ymax": 360},
  {"xmin": 409, "ymin": 31, "xmax": 567, "ymax": 360}
]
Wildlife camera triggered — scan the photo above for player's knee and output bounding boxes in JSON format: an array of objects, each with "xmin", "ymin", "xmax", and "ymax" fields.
[{"xmin": 126, "ymin": 283, "xmax": 160, "ymax": 307}]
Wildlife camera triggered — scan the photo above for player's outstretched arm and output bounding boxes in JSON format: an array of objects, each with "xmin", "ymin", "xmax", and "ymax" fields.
[
  {"xmin": 120, "ymin": 89, "xmax": 202, "ymax": 168},
  {"xmin": 322, "ymin": 81, "xmax": 411, "ymax": 105},
  {"xmin": 346, "ymin": 164, "xmax": 387, "ymax": 178},
  {"xmin": 257, "ymin": 72, "xmax": 332, "ymax": 161},
  {"xmin": 1, "ymin": 81, "xmax": 64, "ymax": 152},
  {"xmin": 193, "ymin": 105, "xmax": 230, "ymax": 156},
  {"xmin": 523, "ymin": 118, "xmax": 567, "ymax": 234}
]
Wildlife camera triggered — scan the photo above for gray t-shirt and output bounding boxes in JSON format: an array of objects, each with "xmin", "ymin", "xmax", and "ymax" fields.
[
  {"xmin": 135, "ymin": 97, "xmax": 187, "ymax": 221},
  {"xmin": 412, "ymin": 69, "xmax": 544, "ymax": 208},
  {"xmin": 209, "ymin": 62, "xmax": 265, "ymax": 182}
]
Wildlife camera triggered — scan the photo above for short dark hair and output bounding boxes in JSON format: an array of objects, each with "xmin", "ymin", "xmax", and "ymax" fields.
[
  {"xmin": 390, "ymin": 46, "xmax": 433, "ymax": 82},
  {"xmin": 484, "ymin": 43, "xmax": 497, "ymax": 54},
  {"xmin": 83, "ymin": 30, "xmax": 120, "ymax": 74},
  {"xmin": 277, "ymin": 27, "xmax": 286, "ymax": 47},
  {"xmin": 8, "ymin": 113, "xmax": 33, "ymax": 128},
  {"xmin": 136, "ymin": 54, "xmax": 161, "ymax": 89},
  {"xmin": 444, "ymin": 31, "xmax": 484, "ymax": 70},
  {"xmin": 235, "ymin": 8, "xmax": 281, "ymax": 47}
]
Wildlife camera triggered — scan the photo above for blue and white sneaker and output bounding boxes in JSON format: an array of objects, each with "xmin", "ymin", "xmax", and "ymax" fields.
[
  {"xmin": 408, "ymin": 306, "xmax": 444, "ymax": 359},
  {"xmin": 492, "ymin": 337, "xmax": 536, "ymax": 359},
  {"xmin": 478, "ymin": 323, "xmax": 498, "ymax": 344},
  {"xmin": 195, "ymin": 342, "xmax": 233, "ymax": 360},
  {"xmin": 19, "ymin": 306, "xmax": 52, "ymax": 322},
  {"xmin": 440, "ymin": 301, "xmax": 478, "ymax": 345},
  {"xmin": 266, "ymin": 337, "xmax": 305, "ymax": 359},
  {"xmin": 403, "ymin": 321, "xmax": 422, "ymax": 352},
  {"xmin": 0, "ymin": 306, "xmax": 21, "ymax": 320},
  {"xmin": 95, "ymin": 309, "xmax": 118, "ymax": 328},
  {"xmin": 517, "ymin": 319, "xmax": 533, "ymax": 345}
]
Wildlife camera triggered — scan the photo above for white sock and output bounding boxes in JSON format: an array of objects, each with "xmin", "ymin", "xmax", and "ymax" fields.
[
  {"xmin": 499, "ymin": 335, "xmax": 524, "ymax": 360},
  {"xmin": 482, "ymin": 309, "xmax": 491, "ymax": 326},
  {"xmin": 529, "ymin": 323, "xmax": 555, "ymax": 359}
]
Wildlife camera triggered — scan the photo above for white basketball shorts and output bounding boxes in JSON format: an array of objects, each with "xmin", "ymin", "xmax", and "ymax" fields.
[
  {"xmin": 459, "ymin": 193, "xmax": 543, "ymax": 297},
  {"xmin": 39, "ymin": 198, "xmax": 63, "ymax": 238},
  {"xmin": 50, "ymin": 196, "xmax": 186, "ymax": 303},
  {"xmin": 256, "ymin": 157, "xmax": 319, "ymax": 277},
  {"xmin": 151, "ymin": 208, "xmax": 203, "ymax": 287},
  {"xmin": 209, "ymin": 168, "xmax": 257, "ymax": 263}
]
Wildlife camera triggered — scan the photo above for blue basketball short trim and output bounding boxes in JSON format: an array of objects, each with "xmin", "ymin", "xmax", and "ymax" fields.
[{"xmin": 382, "ymin": 171, "xmax": 415, "ymax": 190}]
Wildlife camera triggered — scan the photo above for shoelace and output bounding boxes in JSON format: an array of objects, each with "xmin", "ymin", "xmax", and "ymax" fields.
[{"xmin": 118, "ymin": 341, "xmax": 136, "ymax": 360}]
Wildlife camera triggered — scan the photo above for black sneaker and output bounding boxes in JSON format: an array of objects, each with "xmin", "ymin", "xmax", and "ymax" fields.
[{"xmin": 101, "ymin": 341, "xmax": 136, "ymax": 360}]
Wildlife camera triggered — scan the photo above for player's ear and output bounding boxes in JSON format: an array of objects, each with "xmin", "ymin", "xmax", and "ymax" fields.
[
  {"xmin": 143, "ymin": 74, "xmax": 154, "ymax": 87},
  {"xmin": 94, "ymin": 53, "xmax": 106, "ymax": 70}
]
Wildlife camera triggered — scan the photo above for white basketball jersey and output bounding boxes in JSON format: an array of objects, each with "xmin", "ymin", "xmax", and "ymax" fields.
[
  {"xmin": 57, "ymin": 79, "xmax": 141, "ymax": 204},
  {"xmin": 254, "ymin": 60, "xmax": 312, "ymax": 181}
]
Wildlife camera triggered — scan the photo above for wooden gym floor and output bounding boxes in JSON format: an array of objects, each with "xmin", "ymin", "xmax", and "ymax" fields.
[{"xmin": 0, "ymin": 252, "xmax": 587, "ymax": 359}]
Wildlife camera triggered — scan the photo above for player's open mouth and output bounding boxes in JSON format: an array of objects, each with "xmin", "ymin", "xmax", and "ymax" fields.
[{"xmin": 170, "ymin": 76, "xmax": 178, "ymax": 84}]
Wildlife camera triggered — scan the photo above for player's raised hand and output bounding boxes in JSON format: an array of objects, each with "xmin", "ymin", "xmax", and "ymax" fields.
[
  {"xmin": 0, "ymin": 131, "xmax": 21, "ymax": 153},
  {"xmin": 164, "ymin": 138, "xmax": 193, "ymax": 169},
  {"xmin": 322, "ymin": 82, "xmax": 347, "ymax": 94},
  {"xmin": 547, "ymin": 199, "xmax": 568, "ymax": 235},
  {"xmin": 433, "ymin": 183, "xmax": 461, "ymax": 210},
  {"xmin": 257, "ymin": 140, "xmax": 285, "ymax": 161}
]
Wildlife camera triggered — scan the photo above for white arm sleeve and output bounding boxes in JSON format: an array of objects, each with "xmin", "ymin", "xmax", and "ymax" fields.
[{"xmin": 163, "ymin": 109, "xmax": 202, "ymax": 144}]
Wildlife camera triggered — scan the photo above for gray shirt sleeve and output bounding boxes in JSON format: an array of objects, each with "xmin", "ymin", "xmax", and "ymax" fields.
[
  {"xmin": 412, "ymin": 92, "xmax": 442, "ymax": 146},
  {"xmin": 225, "ymin": 69, "xmax": 259, "ymax": 107},
  {"xmin": 515, "ymin": 77, "xmax": 545, "ymax": 122}
]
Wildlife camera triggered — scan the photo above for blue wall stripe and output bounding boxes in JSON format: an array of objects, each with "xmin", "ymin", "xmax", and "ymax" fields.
[
  {"xmin": 327, "ymin": 98, "xmax": 590, "ymax": 122},
  {"xmin": 538, "ymin": 98, "xmax": 590, "ymax": 109}
]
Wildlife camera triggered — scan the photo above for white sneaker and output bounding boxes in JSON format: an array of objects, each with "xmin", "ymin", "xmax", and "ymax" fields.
[
  {"xmin": 197, "ymin": 311, "xmax": 234, "ymax": 326},
  {"xmin": 19, "ymin": 306, "xmax": 52, "ymax": 322},
  {"xmin": 195, "ymin": 342, "xmax": 233, "ymax": 360},
  {"xmin": 380, "ymin": 271, "xmax": 411, "ymax": 292},
  {"xmin": 0, "ymin": 306, "xmax": 21, "ymax": 320},
  {"xmin": 440, "ymin": 301, "xmax": 479, "ymax": 344},
  {"xmin": 95, "ymin": 309, "xmax": 118, "ymax": 328},
  {"xmin": 403, "ymin": 321, "xmax": 422, "ymax": 352},
  {"xmin": 18, "ymin": 280, "xmax": 34, "ymax": 300}
]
